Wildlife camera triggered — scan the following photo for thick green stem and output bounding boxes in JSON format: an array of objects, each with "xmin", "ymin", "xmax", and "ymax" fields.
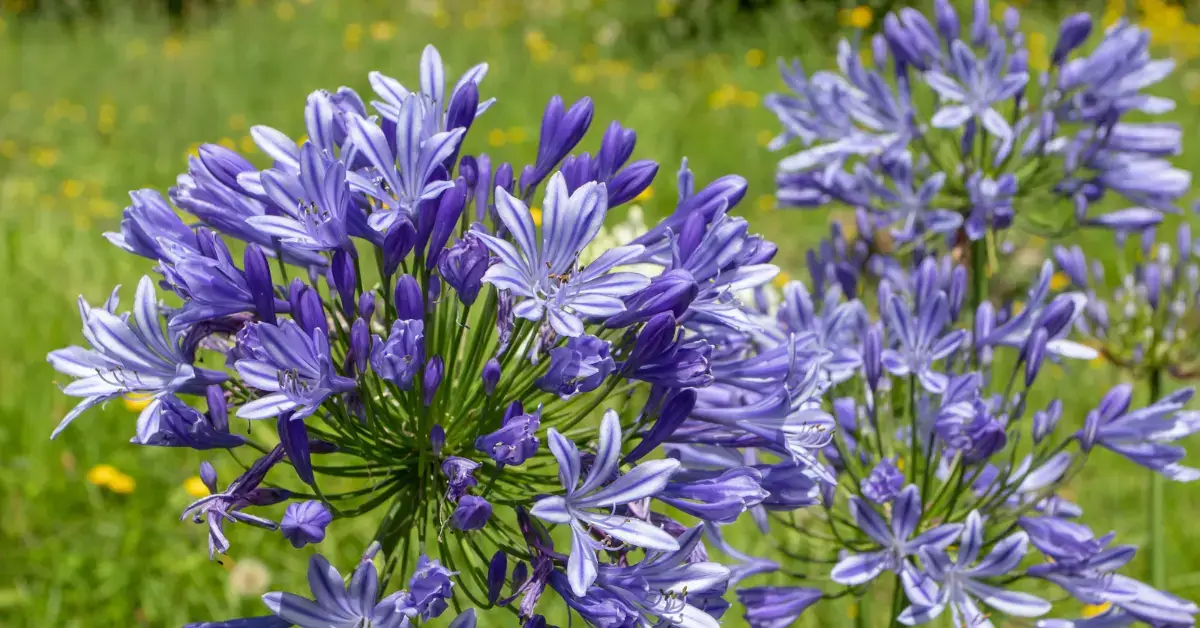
[{"xmin": 1148, "ymin": 368, "xmax": 1166, "ymax": 588}]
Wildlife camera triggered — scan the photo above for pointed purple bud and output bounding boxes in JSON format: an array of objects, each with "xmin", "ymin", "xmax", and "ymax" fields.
[
  {"xmin": 428, "ymin": 276, "xmax": 442, "ymax": 312},
  {"xmin": 395, "ymin": 274, "xmax": 423, "ymax": 321},
  {"xmin": 331, "ymin": 249, "xmax": 357, "ymax": 319},
  {"xmin": 949, "ymin": 266, "xmax": 967, "ymax": 321},
  {"xmin": 427, "ymin": 179, "xmax": 468, "ymax": 270},
  {"xmin": 439, "ymin": 233, "xmax": 490, "ymax": 305},
  {"xmin": 494, "ymin": 162, "xmax": 514, "ymax": 196},
  {"xmin": 975, "ymin": 301, "xmax": 995, "ymax": 342},
  {"xmin": 199, "ymin": 460, "xmax": 218, "ymax": 493},
  {"xmin": 596, "ymin": 121, "xmax": 637, "ymax": 180},
  {"xmin": 472, "ymin": 154, "xmax": 493, "ymax": 221},
  {"xmin": 487, "ymin": 551, "xmax": 507, "ymax": 605},
  {"xmin": 1038, "ymin": 294, "xmax": 1078, "ymax": 337},
  {"xmin": 430, "ymin": 424, "xmax": 446, "ymax": 457},
  {"xmin": 863, "ymin": 323, "xmax": 883, "ymax": 391},
  {"xmin": 451, "ymin": 495, "xmax": 492, "ymax": 531},
  {"xmin": 1145, "ymin": 264, "xmax": 1162, "ymax": 310},
  {"xmin": 423, "ymin": 356, "xmax": 444, "ymax": 406},
  {"xmin": 243, "ymin": 244, "xmax": 276, "ymax": 324},
  {"xmin": 358, "ymin": 290, "xmax": 376, "ymax": 321},
  {"xmin": 460, "ymin": 155, "xmax": 480, "ymax": 189},
  {"xmin": 1086, "ymin": 208, "xmax": 1163, "ymax": 231},
  {"xmin": 605, "ymin": 269, "xmax": 698, "ymax": 328},
  {"xmin": 608, "ymin": 160, "xmax": 659, "ymax": 207},
  {"xmin": 280, "ymin": 500, "xmax": 332, "ymax": 548},
  {"xmin": 933, "ymin": 0, "xmax": 959, "ymax": 42},
  {"xmin": 289, "ymin": 279, "xmax": 328, "ymax": 338},
  {"xmin": 482, "ymin": 358, "xmax": 501, "ymax": 396},
  {"xmin": 522, "ymin": 96, "xmax": 594, "ymax": 191},
  {"xmin": 445, "ymin": 81, "xmax": 479, "ymax": 145},
  {"xmin": 205, "ymin": 385, "xmax": 229, "ymax": 433},
  {"xmin": 371, "ymin": 319, "xmax": 425, "ymax": 390},
  {"xmin": 277, "ymin": 413, "xmax": 313, "ymax": 485},
  {"xmin": 1024, "ymin": 327, "xmax": 1049, "ymax": 387},
  {"xmin": 625, "ymin": 388, "xmax": 696, "ymax": 463},
  {"xmin": 1003, "ymin": 6, "xmax": 1019, "ymax": 36},
  {"xmin": 382, "ymin": 219, "xmax": 417, "ymax": 279},
  {"xmin": 441, "ymin": 456, "xmax": 479, "ymax": 502},
  {"xmin": 1052, "ymin": 14, "xmax": 1092, "ymax": 65},
  {"xmin": 537, "ymin": 335, "xmax": 615, "ymax": 397},
  {"xmin": 1033, "ymin": 399, "xmax": 1063, "ymax": 444},
  {"xmin": 198, "ymin": 144, "xmax": 255, "ymax": 191},
  {"xmin": 350, "ymin": 318, "xmax": 369, "ymax": 375},
  {"xmin": 677, "ymin": 211, "xmax": 707, "ymax": 262}
]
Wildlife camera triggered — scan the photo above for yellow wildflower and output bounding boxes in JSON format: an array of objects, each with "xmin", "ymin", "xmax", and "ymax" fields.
[
  {"xmin": 656, "ymin": 0, "xmax": 676, "ymax": 18},
  {"xmin": 370, "ymin": 21, "xmax": 396, "ymax": 41},
  {"xmin": 184, "ymin": 475, "xmax": 211, "ymax": 498},
  {"xmin": 529, "ymin": 207, "xmax": 543, "ymax": 227},
  {"xmin": 107, "ymin": 473, "xmax": 136, "ymax": 494},
  {"xmin": 87, "ymin": 464, "xmax": 119, "ymax": 486},
  {"xmin": 708, "ymin": 84, "xmax": 738, "ymax": 110},
  {"xmin": 274, "ymin": 1, "xmax": 295, "ymax": 21},
  {"xmin": 636, "ymin": 73, "xmax": 661, "ymax": 91},
  {"xmin": 773, "ymin": 272, "xmax": 791, "ymax": 289},
  {"xmin": 848, "ymin": 6, "xmax": 873, "ymax": 29},
  {"xmin": 635, "ymin": 187, "xmax": 654, "ymax": 202},
  {"xmin": 219, "ymin": 137, "xmax": 237, "ymax": 151},
  {"xmin": 227, "ymin": 113, "xmax": 247, "ymax": 131},
  {"xmin": 757, "ymin": 130, "xmax": 774, "ymax": 147},
  {"xmin": 744, "ymin": 48, "xmax": 766, "ymax": 68},
  {"xmin": 344, "ymin": 23, "xmax": 364, "ymax": 51},
  {"xmin": 570, "ymin": 64, "xmax": 596, "ymax": 85},
  {"xmin": 241, "ymin": 135, "xmax": 257, "ymax": 154},
  {"xmin": 487, "ymin": 129, "xmax": 506, "ymax": 148},
  {"xmin": 163, "ymin": 36, "xmax": 184, "ymax": 59},
  {"xmin": 736, "ymin": 90, "xmax": 760, "ymax": 108},
  {"xmin": 756, "ymin": 194, "xmax": 775, "ymax": 212},
  {"xmin": 524, "ymin": 30, "xmax": 555, "ymax": 63},
  {"xmin": 32, "ymin": 147, "xmax": 59, "ymax": 168},
  {"xmin": 61, "ymin": 180, "xmax": 84, "ymax": 199},
  {"xmin": 1083, "ymin": 602, "xmax": 1112, "ymax": 618},
  {"xmin": 506, "ymin": 127, "xmax": 528, "ymax": 144}
]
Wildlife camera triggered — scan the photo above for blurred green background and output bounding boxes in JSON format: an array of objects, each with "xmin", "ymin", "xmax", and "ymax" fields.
[{"xmin": 3, "ymin": 0, "xmax": 1200, "ymax": 625}]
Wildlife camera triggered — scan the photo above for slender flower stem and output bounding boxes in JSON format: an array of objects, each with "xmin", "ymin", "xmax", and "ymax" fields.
[
  {"xmin": 888, "ymin": 572, "xmax": 905, "ymax": 627},
  {"xmin": 1148, "ymin": 367, "xmax": 1166, "ymax": 588}
]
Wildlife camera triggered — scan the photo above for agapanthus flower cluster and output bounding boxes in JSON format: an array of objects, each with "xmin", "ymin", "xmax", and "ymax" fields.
[
  {"xmin": 1056, "ymin": 222, "xmax": 1200, "ymax": 385},
  {"xmin": 766, "ymin": 0, "xmax": 1188, "ymax": 248},
  {"xmin": 47, "ymin": 44, "xmax": 823, "ymax": 626}
]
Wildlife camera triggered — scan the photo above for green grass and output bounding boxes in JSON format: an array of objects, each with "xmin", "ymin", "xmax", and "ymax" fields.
[{"xmin": 1, "ymin": 0, "xmax": 1198, "ymax": 626}]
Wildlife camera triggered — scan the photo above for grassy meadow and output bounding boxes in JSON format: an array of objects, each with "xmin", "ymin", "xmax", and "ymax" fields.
[{"xmin": 1, "ymin": 0, "xmax": 1200, "ymax": 625}]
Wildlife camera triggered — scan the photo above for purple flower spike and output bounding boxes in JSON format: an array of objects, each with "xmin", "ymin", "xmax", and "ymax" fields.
[
  {"xmin": 280, "ymin": 500, "xmax": 332, "ymax": 548},
  {"xmin": 451, "ymin": 495, "xmax": 492, "ymax": 531}
]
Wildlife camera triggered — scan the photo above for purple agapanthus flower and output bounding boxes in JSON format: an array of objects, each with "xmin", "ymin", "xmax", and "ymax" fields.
[
  {"xmin": 965, "ymin": 173, "xmax": 1017, "ymax": 240},
  {"xmin": 367, "ymin": 44, "xmax": 494, "ymax": 135},
  {"xmin": 881, "ymin": 291, "xmax": 966, "ymax": 394},
  {"xmin": 138, "ymin": 389, "xmax": 245, "ymax": 450},
  {"xmin": 1078, "ymin": 384, "xmax": 1200, "ymax": 481},
  {"xmin": 979, "ymin": 262, "xmax": 1098, "ymax": 360},
  {"xmin": 104, "ymin": 188, "xmax": 200, "ymax": 262},
  {"xmin": 181, "ymin": 453, "xmax": 290, "ymax": 558},
  {"xmin": 831, "ymin": 486, "xmax": 963, "ymax": 591},
  {"xmin": 263, "ymin": 549, "xmax": 416, "ymax": 628},
  {"xmin": 474, "ymin": 172, "xmax": 650, "ymax": 336},
  {"xmin": 777, "ymin": 281, "xmax": 864, "ymax": 382},
  {"xmin": 247, "ymin": 145, "xmax": 354, "ymax": 253},
  {"xmin": 370, "ymin": 319, "xmax": 425, "ymax": 391},
  {"xmin": 475, "ymin": 402, "xmax": 541, "ymax": 467},
  {"xmin": 234, "ymin": 320, "xmax": 357, "ymax": 421},
  {"xmin": 344, "ymin": 97, "xmax": 464, "ymax": 233},
  {"xmin": 536, "ymin": 335, "xmax": 615, "ymax": 398},
  {"xmin": 408, "ymin": 555, "xmax": 455, "ymax": 620},
  {"xmin": 900, "ymin": 511, "xmax": 1051, "ymax": 626},
  {"xmin": 47, "ymin": 276, "xmax": 228, "ymax": 440},
  {"xmin": 853, "ymin": 156, "xmax": 962, "ymax": 242},
  {"xmin": 280, "ymin": 500, "xmax": 333, "ymax": 548},
  {"xmin": 738, "ymin": 586, "xmax": 822, "ymax": 628},
  {"xmin": 158, "ymin": 231, "xmax": 282, "ymax": 329},
  {"xmin": 530, "ymin": 410, "xmax": 681, "ymax": 596},
  {"xmin": 861, "ymin": 458, "xmax": 905, "ymax": 504},
  {"xmin": 925, "ymin": 40, "xmax": 1028, "ymax": 141}
]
